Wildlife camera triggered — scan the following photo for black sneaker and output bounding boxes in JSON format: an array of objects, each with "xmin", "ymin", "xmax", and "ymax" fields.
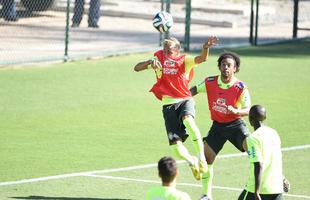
[
  {"xmin": 4, "ymin": 16, "xmax": 18, "ymax": 21},
  {"xmin": 71, "ymin": 22, "xmax": 80, "ymax": 28},
  {"xmin": 88, "ymin": 24, "xmax": 99, "ymax": 28},
  {"xmin": 200, "ymin": 194, "xmax": 211, "ymax": 200}
]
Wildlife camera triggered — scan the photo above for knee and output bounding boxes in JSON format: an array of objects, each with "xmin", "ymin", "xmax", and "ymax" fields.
[
  {"xmin": 182, "ymin": 114, "xmax": 193, "ymax": 121},
  {"xmin": 205, "ymin": 156, "xmax": 215, "ymax": 164},
  {"xmin": 182, "ymin": 115, "xmax": 195, "ymax": 126},
  {"xmin": 204, "ymin": 144, "xmax": 216, "ymax": 164}
]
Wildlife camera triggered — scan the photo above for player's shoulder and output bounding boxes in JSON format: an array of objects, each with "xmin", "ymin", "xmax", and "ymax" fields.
[
  {"xmin": 205, "ymin": 76, "xmax": 217, "ymax": 82},
  {"xmin": 262, "ymin": 126, "xmax": 281, "ymax": 139},
  {"xmin": 235, "ymin": 80, "xmax": 247, "ymax": 90},
  {"xmin": 163, "ymin": 187, "xmax": 191, "ymax": 200},
  {"xmin": 247, "ymin": 130, "xmax": 262, "ymax": 143},
  {"xmin": 146, "ymin": 186, "xmax": 164, "ymax": 199},
  {"xmin": 147, "ymin": 185, "xmax": 163, "ymax": 193},
  {"xmin": 174, "ymin": 189, "xmax": 191, "ymax": 200},
  {"xmin": 184, "ymin": 53, "xmax": 190, "ymax": 57},
  {"xmin": 250, "ymin": 126, "xmax": 277, "ymax": 140},
  {"xmin": 184, "ymin": 54, "xmax": 194, "ymax": 62},
  {"xmin": 257, "ymin": 126, "xmax": 277, "ymax": 134},
  {"xmin": 154, "ymin": 49, "xmax": 163, "ymax": 56}
]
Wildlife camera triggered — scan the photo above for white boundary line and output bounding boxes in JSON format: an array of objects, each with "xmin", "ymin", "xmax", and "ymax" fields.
[
  {"xmin": 84, "ymin": 174, "xmax": 310, "ymax": 199},
  {"xmin": 0, "ymin": 144, "xmax": 309, "ymax": 187}
]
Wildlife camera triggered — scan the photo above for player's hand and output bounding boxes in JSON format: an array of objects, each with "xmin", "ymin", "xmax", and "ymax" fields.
[
  {"xmin": 203, "ymin": 36, "xmax": 218, "ymax": 49},
  {"xmin": 227, "ymin": 105, "xmax": 238, "ymax": 115},
  {"xmin": 151, "ymin": 58, "xmax": 162, "ymax": 71}
]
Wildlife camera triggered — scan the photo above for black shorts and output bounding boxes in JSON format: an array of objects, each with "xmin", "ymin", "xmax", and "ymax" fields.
[
  {"xmin": 203, "ymin": 119, "xmax": 249, "ymax": 154},
  {"xmin": 162, "ymin": 99, "xmax": 195, "ymax": 145},
  {"xmin": 238, "ymin": 190, "xmax": 283, "ymax": 200}
]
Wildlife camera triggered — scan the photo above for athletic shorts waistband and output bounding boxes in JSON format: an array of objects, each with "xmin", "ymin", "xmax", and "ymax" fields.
[{"xmin": 213, "ymin": 118, "xmax": 243, "ymax": 127}]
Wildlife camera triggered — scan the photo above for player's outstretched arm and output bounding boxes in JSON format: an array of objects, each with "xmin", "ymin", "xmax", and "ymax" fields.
[
  {"xmin": 134, "ymin": 58, "xmax": 162, "ymax": 72},
  {"xmin": 194, "ymin": 36, "xmax": 218, "ymax": 64},
  {"xmin": 134, "ymin": 60, "xmax": 152, "ymax": 72}
]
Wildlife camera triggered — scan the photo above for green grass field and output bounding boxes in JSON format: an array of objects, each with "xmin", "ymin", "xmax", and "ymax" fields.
[{"xmin": 0, "ymin": 39, "xmax": 310, "ymax": 200}]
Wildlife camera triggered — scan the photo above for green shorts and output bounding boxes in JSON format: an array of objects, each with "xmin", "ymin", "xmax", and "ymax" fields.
[
  {"xmin": 162, "ymin": 99, "xmax": 195, "ymax": 145},
  {"xmin": 203, "ymin": 119, "xmax": 249, "ymax": 154}
]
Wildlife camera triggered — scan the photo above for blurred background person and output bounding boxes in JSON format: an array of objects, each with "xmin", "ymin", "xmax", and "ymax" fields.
[
  {"xmin": 1, "ymin": 0, "xmax": 18, "ymax": 21},
  {"xmin": 71, "ymin": 0, "xmax": 101, "ymax": 28}
]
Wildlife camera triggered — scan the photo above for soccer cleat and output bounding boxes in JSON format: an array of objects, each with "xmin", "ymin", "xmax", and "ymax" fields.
[
  {"xmin": 199, "ymin": 159, "xmax": 208, "ymax": 173},
  {"xmin": 189, "ymin": 157, "xmax": 201, "ymax": 180},
  {"xmin": 200, "ymin": 194, "xmax": 211, "ymax": 200}
]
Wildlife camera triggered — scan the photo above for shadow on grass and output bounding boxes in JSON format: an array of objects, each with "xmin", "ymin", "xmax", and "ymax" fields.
[
  {"xmin": 191, "ymin": 38, "xmax": 310, "ymax": 58},
  {"xmin": 11, "ymin": 196, "xmax": 131, "ymax": 200},
  {"xmin": 234, "ymin": 39, "xmax": 310, "ymax": 58}
]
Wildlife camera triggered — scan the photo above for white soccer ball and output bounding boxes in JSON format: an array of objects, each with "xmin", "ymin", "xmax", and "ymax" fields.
[{"xmin": 152, "ymin": 11, "xmax": 173, "ymax": 33}]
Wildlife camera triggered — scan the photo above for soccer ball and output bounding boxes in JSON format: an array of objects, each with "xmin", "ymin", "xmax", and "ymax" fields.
[{"xmin": 152, "ymin": 11, "xmax": 173, "ymax": 33}]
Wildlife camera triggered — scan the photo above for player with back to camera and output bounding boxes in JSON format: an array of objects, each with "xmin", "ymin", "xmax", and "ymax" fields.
[
  {"xmin": 190, "ymin": 51, "xmax": 251, "ymax": 200},
  {"xmin": 134, "ymin": 36, "xmax": 217, "ymax": 181},
  {"xmin": 146, "ymin": 156, "xmax": 191, "ymax": 200},
  {"xmin": 239, "ymin": 105, "xmax": 290, "ymax": 200}
]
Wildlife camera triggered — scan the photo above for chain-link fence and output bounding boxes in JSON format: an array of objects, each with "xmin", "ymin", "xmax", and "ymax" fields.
[
  {"xmin": 0, "ymin": 0, "xmax": 309, "ymax": 65},
  {"xmin": 251, "ymin": 0, "xmax": 310, "ymax": 45},
  {"xmin": 294, "ymin": 0, "xmax": 310, "ymax": 37}
]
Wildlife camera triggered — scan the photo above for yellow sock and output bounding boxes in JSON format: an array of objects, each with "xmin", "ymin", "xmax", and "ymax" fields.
[
  {"xmin": 202, "ymin": 164, "xmax": 213, "ymax": 198},
  {"xmin": 170, "ymin": 142, "xmax": 194, "ymax": 165},
  {"xmin": 183, "ymin": 116, "xmax": 205, "ymax": 161}
]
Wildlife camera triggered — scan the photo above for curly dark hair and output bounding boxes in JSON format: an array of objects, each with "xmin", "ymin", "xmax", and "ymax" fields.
[{"xmin": 217, "ymin": 51, "xmax": 241, "ymax": 72}]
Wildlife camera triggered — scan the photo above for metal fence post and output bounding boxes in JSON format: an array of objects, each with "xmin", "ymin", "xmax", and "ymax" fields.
[
  {"xmin": 249, "ymin": 0, "xmax": 255, "ymax": 45},
  {"xmin": 64, "ymin": 0, "xmax": 70, "ymax": 62},
  {"xmin": 184, "ymin": 0, "xmax": 191, "ymax": 51},
  {"xmin": 164, "ymin": 0, "xmax": 171, "ymax": 40},
  {"xmin": 254, "ymin": 0, "xmax": 259, "ymax": 46},
  {"xmin": 159, "ymin": 0, "xmax": 165, "ymax": 46},
  {"xmin": 293, "ymin": 0, "xmax": 299, "ymax": 38},
  {"xmin": 158, "ymin": 0, "xmax": 171, "ymax": 46}
]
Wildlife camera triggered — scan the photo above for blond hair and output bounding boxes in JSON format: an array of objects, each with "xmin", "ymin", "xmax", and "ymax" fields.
[{"xmin": 164, "ymin": 37, "xmax": 181, "ymax": 50}]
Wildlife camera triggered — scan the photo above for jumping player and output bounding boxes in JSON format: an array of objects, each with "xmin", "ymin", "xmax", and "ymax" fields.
[{"xmin": 134, "ymin": 36, "xmax": 217, "ymax": 180}]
